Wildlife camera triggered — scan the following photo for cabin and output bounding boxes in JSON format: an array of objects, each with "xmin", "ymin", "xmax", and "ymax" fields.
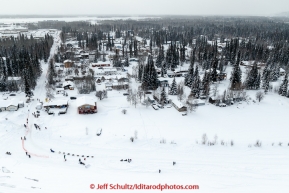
[
  {"xmin": 65, "ymin": 76, "xmax": 74, "ymax": 81},
  {"xmin": 209, "ymin": 97, "xmax": 220, "ymax": 105},
  {"xmin": 63, "ymin": 81, "xmax": 74, "ymax": 90},
  {"xmin": 94, "ymin": 68, "xmax": 117, "ymax": 76},
  {"xmin": 147, "ymin": 96, "xmax": 155, "ymax": 104},
  {"xmin": 193, "ymin": 99, "xmax": 206, "ymax": 106},
  {"xmin": 105, "ymin": 83, "xmax": 113, "ymax": 90},
  {"xmin": 172, "ymin": 100, "xmax": 187, "ymax": 112},
  {"xmin": 6, "ymin": 104, "xmax": 18, "ymax": 111},
  {"xmin": 89, "ymin": 54, "xmax": 95, "ymax": 62},
  {"xmin": 0, "ymin": 99, "xmax": 19, "ymax": 112},
  {"xmin": 157, "ymin": 79, "xmax": 169, "ymax": 87},
  {"xmin": 77, "ymin": 96, "xmax": 97, "ymax": 114},
  {"xmin": 112, "ymin": 82, "xmax": 129, "ymax": 90},
  {"xmin": 43, "ymin": 100, "xmax": 68, "ymax": 115},
  {"xmin": 91, "ymin": 61, "xmax": 111, "ymax": 67},
  {"xmin": 63, "ymin": 60, "xmax": 74, "ymax": 68}
]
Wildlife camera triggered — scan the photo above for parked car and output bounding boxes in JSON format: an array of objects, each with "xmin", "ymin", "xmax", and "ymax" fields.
[
  {"xmin": 123, "ymin": 93, "xmax": 129, "ymax": 96},
  {"xmin": 152, "ymin": 104, "xmax": 159, "ymax": 110},
  {"xmin": 219, "ymin": 103, "xmax": 227, "ymax": 107},
  {"xmin": 70, "ymin": 97, "xmax": 77, "ymax": 100},
  {"xmin": 145, "ymin": 91, "xmax": 152, "ymax": 94},
  {"xmin": 9, "ymin": 94, "xmax": 16, "ymax": 96}
]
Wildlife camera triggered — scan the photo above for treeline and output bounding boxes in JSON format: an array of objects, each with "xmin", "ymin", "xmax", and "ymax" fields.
[{"xmin": 0, "ymin": 34, "xmax": 53, "ymax": 96}]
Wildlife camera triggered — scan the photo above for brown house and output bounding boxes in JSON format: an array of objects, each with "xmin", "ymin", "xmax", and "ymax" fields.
[{"xmin": 63, "ymin": 60, "xmax": 74, "ymax": 68}]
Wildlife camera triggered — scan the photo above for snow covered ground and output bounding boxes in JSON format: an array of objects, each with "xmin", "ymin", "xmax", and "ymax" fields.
[
  {"xmin": 1, "ymin": 89, "xmax": 289, "ymax": 193},
  {"xmin": 0, "ymin": 19, "xmax": 289, "ymax": 193}
]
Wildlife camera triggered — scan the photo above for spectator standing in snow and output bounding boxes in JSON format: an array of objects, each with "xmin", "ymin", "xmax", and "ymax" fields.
[{"xmin": 159, "ymin": 170, "xmax": 161, "ymax": 173}]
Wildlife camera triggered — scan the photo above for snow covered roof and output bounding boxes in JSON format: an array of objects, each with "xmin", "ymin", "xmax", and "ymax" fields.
[
  {"xmin": 0, "ymin": 99, "xmax": 18, "ymax": 107},
  {"xmin": 104, "ymin": 68, "xmax": 117, "ymax": 72},
  {"xmin": 63, "ymin": 81, "xmax": 74, "ymax": 87},
  {"xmin": 43, "ymin": 100, "xmax": 68, "ymax": 107},
  {"xmin": 63, "ymin": 60, "xmax": 72, "ymax": 63},
  {"xmin": 280, "ymin": 68, "xmax": 285, "ymax": 72},
  {"xmin": 77, "ymin": 96, "xmax": 96, "ymax": 107},
  {"xmin": 194, "ymin": 99, "xmax": 205, "ymax": 105},
  {"xmin": 91, "ymin": 61, "xmax": 111, "ymax": 65},
  {"xmin": 210, "ymin": 96, "xmax": 220, "ymax": 100},
  {"xmin": 7, "ymin": 77, "xmax": 21, "ymax": 81},
  {"xmin": 172, "ymin": 100, "xmax": 185, "ymax": 109},
  {"xmin": 206, "ymin": 69, "xmax": 220, "ymax": 74},
  {"xmin": 112, "ymin": 82, "xmax": 128, "ymax": 86},
  {"xmin": 96, "ymin": 83, "xmax": 106, "ymax": 91},
  {"xmin": 56, "ymin": 88, "xmax": 64, "ymax": 91},
  {"xmin": 105, "ymin": 82, "xmax": 113, "ymax": 87}
]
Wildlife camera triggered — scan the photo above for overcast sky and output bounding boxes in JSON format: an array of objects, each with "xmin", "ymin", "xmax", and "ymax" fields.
[{"xmin": 1, "ymin": 0, "xmax": 289, "ymax": 16}]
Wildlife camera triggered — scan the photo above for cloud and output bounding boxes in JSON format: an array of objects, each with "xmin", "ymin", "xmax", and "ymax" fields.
[{"xmin": 0, "ymin": 0, "xmax": 288, "ymax": 16}]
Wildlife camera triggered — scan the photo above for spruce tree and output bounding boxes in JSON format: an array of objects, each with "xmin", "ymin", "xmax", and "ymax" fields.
[
  {"xmin": 160, "ymin": 87, "xmax": 168, "ymax": 105},
  {"xmin": 262, "ymin": 69, "xmax": 270, "ymax": 90},
  {"xmin": 255, "ymin": 73, "xmax": 261, "ymax": 90},
  {"xmin": 278, "ymin": 74, "xmax": 288, "ymax": 96},
  {"xmin": 245, "ymin": 62, "xmax": 259, "ymax": 90},
  {"xmin": 124, "ymin": 54, "xmax": 129, "ymax": 67},
  {"xmin": 210, "ymin": 59, "xmax": 218, "ymax": 82},
  {"xmin": 156, "ymin": 50, "xmax": 163, "ymax": 68},
  {"xmin": 169, "ymin": 77, "xmax": 178, "ymax": 95},
  {"xmin": 230, "ymin": 51, "xmax": 242, "ymax": 90},
  {"xmin": 24, "ymin": 77, "xmax": 33, "ymax": 98},
  {"xmin": 191, "ymin": 75, "xmax": 201, "ymax": 98},
  {"xmin": 138, "ymin": 63, "xmax": 143, "ymax": 82},
  {"xmin": 270, "ymin": 64, "xmax": 279, "ymax": 81}
]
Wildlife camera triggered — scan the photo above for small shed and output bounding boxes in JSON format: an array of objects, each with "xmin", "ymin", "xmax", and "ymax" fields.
[
  {"xmin": 280, "ymin": 68, "xmax": 285, "ymax": 76},
  {"xmin": 18, "ymin": 101, "xmax": 24, "ymax": 108},
  {"xmin": 172, "ymin": 100, "xmax": 187, "ymax": 112},
  {"xmin": 209, "ymin": 97, "xmax": 220, "ymax": 104}
]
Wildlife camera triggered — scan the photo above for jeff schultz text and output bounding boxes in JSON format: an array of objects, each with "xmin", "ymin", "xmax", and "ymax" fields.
[{"xmin": 92, "ymin": 183, "xmax": 199, "ymax": 190}]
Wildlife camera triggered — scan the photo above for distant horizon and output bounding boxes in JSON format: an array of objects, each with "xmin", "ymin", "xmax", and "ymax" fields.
[
  {"xmin": 0, "ymin": 13, "xmax": 286, "ymax": 18},
  {"xmin": 0, "ymin": 0, "xmax": 288, "ymax": 17}
]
